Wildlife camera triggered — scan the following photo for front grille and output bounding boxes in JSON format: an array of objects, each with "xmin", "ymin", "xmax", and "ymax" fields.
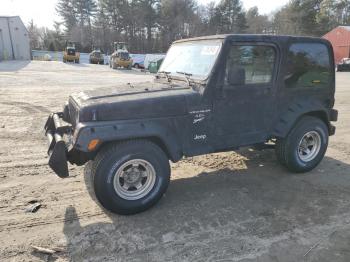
[
  {"xmin": 120, "ymin": 53, "xmax": 129, "ymax": 60},
  {"xmin": 68, "ymin": 98, "xmax": 79, "ymax": 128},
  {"xmin": 67, "ymin": 49, "xmax": 76, "ymax": 56}
]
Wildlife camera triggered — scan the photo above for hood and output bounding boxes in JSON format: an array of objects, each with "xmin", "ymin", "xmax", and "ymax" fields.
[{"xmin": 68, "ymin": 82, "xmax": 199, "ymax": 124}]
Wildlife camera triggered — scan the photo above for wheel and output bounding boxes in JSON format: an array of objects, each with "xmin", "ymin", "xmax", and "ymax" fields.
[
  {"xmin": 275, "ymin": 116, "xmax": 328, "ymax": 173},
  {"xmin": 112, "ymin": 59, "xmax": 117, "ymax": 69},
  {"xmin": 134, "ymin": 63, "xmax": 139, "ymax": 69},
  {"xmin": 91, "ymin": 140, "xmax": 171, "ymax": 215},
  {"xmin": 63, "ymin": 59, "xmax": 66, "ymax": 63},
  {"xmin": 75, "ymin": 59, "xmax": 79, "ymax": 64}
]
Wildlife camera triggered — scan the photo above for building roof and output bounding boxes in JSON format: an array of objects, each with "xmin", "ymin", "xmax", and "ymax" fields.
[
  {"xmin": 0, "ymin": 16, "xmax": 20, "ymax": 19},
  {"xmin": 339, "ymin": 26, "xmax": 350, "ymax": 31}
]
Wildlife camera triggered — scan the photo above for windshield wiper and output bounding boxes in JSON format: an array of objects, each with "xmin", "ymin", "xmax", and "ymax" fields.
[
  {"xmin": 158, "ymin": 71, "xmax": 172, "ymax": 82},
  {"xmin": 176, "ymin": 71, "xmax": 193, "ymax": 86}
]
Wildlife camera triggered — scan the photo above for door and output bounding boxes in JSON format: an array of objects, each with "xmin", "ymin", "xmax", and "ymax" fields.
[{"xmin": 213, "ymin": 43, "xmax": 278, "ymax": 149}]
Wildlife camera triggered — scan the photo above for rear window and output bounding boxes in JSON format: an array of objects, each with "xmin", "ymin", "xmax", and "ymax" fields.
[{"xmin": 285, "ymin": 43, "xmax": 331, "ymax": 89}]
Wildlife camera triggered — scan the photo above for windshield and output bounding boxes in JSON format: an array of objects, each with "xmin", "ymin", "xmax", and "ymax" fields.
[
  {"xmin": 159, "ymin": 40, "xmax": 222, "ymax": 79},
  {"xmin": 119, "ymin": 52, "xmax": 130, "ymax": 60}
]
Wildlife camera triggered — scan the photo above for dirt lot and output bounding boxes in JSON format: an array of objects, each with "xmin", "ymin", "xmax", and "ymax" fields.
[{"xmin": 0, "ymin": 61, "xmax": 349, "ymax": 262}]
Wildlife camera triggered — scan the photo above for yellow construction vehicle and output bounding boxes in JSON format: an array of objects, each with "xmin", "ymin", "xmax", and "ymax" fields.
[
  {"xmin": 109, "ymin": 42, "xmax": 133, "ymax": 69},
  {"xmin": 63, "ymin": 42, "xmax": 80, "ymax": 63}
]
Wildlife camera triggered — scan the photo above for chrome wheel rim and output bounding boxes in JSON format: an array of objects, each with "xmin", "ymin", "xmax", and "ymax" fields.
[
  {"xmin": 298, "ymin": 131, "xmax": 321, "ymax": 162},
  {"xmin": 113, "ymin": 159, "xmax": 156, "ymax": 200}
]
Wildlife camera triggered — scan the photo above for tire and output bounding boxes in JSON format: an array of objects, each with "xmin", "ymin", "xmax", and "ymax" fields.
[
  {"xmin": 275, "ymin": 138, "xmax": 287, "ymax": 166},
  {"xmin": 91, "ymin": 140, "xmax": 170, "ymax": 215},
  {"xmin": 275, "ymin": 116, "xmax": 328, "ymax": 173},
  {"xmin": 112, "ymin": 59, "xmax": 117, "ymax": 69}
]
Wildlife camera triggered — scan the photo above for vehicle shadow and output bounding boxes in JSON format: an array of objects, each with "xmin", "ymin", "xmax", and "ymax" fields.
[
  {"xmin": 63, "ymin": 62, "xmax": 88, "ymax": 68},
  {"xmin": 0, "ymin": 60, "xmax": 31, "ymax": 71},
  {"xmin": 62, "ymin": 149, "xmax": 350, "ymax": 261},
  {"xmin": 111, "ymin": 68, "xmax": 151, "ymax": 75}
]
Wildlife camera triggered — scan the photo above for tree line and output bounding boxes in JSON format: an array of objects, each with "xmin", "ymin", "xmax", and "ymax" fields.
[{"xmin": 28, "ymin": 0, "xmax": 350, "ymax": 54}]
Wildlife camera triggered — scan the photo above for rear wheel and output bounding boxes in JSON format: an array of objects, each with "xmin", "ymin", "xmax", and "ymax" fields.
[
  {"xmin": 91, "ymin": 140, "xmax": 170, "ymax": 215},
  {"xmin": 275, "ymin": 116, "xmax": 328, "ymax": 173}
]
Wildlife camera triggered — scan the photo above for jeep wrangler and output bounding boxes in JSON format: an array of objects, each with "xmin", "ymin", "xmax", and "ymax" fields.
[{"xmin": 45, "ymin": 35, "xmax": 338, "ymax": 215}]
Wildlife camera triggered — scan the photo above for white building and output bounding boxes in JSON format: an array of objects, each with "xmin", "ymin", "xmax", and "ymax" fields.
[{"xmin": 0, "ymin": 16, "xmax": 30, "ymax": 61}]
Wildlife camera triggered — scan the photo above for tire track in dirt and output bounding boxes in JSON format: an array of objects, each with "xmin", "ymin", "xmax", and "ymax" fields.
[
  {"xmin": 0, "ymin": 100, "xmax": 50, "ymax": 134},
  {"xmin": 0, "ymin": 210, "xmax": 105, "ymax": 231}
]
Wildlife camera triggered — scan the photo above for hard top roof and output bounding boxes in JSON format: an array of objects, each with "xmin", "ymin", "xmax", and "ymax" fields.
[{"xmin": 173, "ymin": 34, "xmax": 328, "ymax": 44}]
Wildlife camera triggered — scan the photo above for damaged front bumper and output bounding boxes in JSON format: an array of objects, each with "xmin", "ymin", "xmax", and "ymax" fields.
[{"xmin": 44, "ymin": 113, "xmax": 73, "ymax": 178}]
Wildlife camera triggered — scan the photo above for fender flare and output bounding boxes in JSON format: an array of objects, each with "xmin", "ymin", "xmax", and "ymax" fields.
[
  {"xmin": 272, "ymin": 98, "xmax": 331, "ymax": 138},
  {"xmin": 73, "ymin": 119, "xmax": 184, "ymax": 162}
]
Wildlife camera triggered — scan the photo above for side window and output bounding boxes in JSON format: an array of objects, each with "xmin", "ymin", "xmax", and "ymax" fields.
[
  {"xmin": 226, "ymin": 45, "xmax": 276, "ymax": 86},
  {"xmin": 285, "ymin": 43, "xmax": 331, "ymax": 89}
]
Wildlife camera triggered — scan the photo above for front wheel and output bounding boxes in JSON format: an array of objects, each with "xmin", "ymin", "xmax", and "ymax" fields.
[
  {"xmin": 91, "ymin": 140, "xmax": 170, "ymax": 215},
  {"xmin": 275, "ymin": 116, "xmax": 329, "ymax": 173},
  {"xmin": 112, "ymin": 60, "xmax": 117, "ymax": 69}
]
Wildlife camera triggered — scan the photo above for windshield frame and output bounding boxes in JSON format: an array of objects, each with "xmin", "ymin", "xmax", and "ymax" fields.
[{"xmin": 159, "ymin": 39, "xmax": 224, "ymax": 81}]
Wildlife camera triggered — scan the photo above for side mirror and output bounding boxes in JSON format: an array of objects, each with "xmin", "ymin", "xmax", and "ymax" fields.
[{"xmin": 227, "ymin": 67, "xmax": 245, "ymax": 87}]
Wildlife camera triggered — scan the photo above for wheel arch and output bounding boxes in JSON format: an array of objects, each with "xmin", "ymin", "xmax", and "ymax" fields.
[
  {"xmin": 73, "ymin": 121, "xmax": 184, "ymax": 164},
  {"xmin": 96, "ymin": 136, "xmax": 181, "ymax": 162},
  {"xmin": 272, "ymin": 100, "xmax": 331, "ymax": 139}
]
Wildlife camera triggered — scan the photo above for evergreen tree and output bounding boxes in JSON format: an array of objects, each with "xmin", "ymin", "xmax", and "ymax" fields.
[
  {"xmin": 245, "ymin": 7, "xmax": 271, "ymax": 34},
  {"xmin": 213, "ymin": 0, "xmax": 247, "ymax": 34},
  {"xmin": 56, "ymin": 0, "xmax": 78, "ymax": 31}
]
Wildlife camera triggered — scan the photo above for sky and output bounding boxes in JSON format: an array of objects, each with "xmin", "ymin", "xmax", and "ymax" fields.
[{"xmin": 1, "ymin": 0, "xmax": 289, "ymax": 29}]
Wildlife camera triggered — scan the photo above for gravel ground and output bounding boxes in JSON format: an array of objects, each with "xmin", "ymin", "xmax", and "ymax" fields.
[{"xmin": 0, "ymin": 61, "xmax": 349, "ymax": 262}]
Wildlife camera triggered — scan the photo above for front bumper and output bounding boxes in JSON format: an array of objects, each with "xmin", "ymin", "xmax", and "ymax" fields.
[
  {"xmin": 64, "ymin": 54, "xmax": 79, "ymax": 61},
  {"xmin": 116, "ymin": 59, "xmax": 132, "ymax": 67},
  {"xmin": 44, "ymin": 113, "xmax": 73, "ymax": 178},
  {"xmin": 90, "ymin": 57, "xmax": 104, "ymax": 63}
]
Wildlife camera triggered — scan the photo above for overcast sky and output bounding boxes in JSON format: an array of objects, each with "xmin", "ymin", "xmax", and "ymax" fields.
[{"xmin": 1, "ymin": 0, "xmax": 289, "ymax": 28}]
